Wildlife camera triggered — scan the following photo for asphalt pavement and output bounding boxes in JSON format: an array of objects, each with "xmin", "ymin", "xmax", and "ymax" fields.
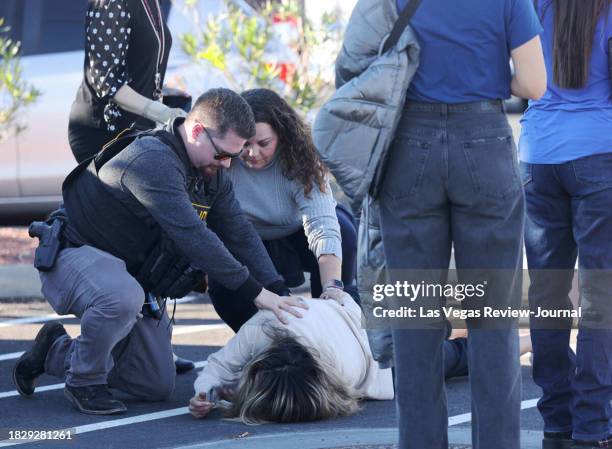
[{"xmin": 0, "ymin": 292, "xmax": 547, "ymax": 449}]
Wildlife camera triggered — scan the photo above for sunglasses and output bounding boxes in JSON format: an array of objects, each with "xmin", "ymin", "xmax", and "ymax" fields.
[{"xmin": 201, "ymin": 126, "xmax": 245, "ymax": 161}]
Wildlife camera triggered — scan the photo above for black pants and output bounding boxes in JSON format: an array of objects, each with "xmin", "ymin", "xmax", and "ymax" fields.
[
  {"xmin": 209, "ymin": 205, "xmax": 359, "ymax": 332},
  {"xmin": 68, "ymin": 122, "xmax": 116, "ymax": 163}
]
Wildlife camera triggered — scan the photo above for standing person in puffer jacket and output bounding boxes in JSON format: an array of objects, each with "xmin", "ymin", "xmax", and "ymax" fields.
[{"xmin": 334, "ymin": 0, "xmax": 546, "ymax": 448}]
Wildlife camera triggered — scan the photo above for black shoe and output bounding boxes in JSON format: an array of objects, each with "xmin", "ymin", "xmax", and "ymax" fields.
[
  {"xmin": 64, "ymin": 384, "xmax": 127, "ymax": 415},
  {"xmin": 175, "ymin": 356, "xmax": 195, "ymax": 374},
  {"xmin": 543, "ymin": 431, "xmax": 573, "ymax": 449},
  {"xmin": 13, "ymin": 321, "xmax": 67, "ymax": 398},
  {"xmin": 572, "ymin": 435, "xmax": 612, "ymax": 448}
]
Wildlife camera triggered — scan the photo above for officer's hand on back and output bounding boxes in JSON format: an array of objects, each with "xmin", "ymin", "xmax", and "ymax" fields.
[{"xmin": 254, "ymin": 288, "xmax": 309, "ymax": 325}]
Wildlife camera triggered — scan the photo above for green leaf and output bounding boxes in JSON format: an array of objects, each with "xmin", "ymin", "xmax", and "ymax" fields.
[
  {"xmin": 0, "ymin": 16, "xmax": 40, "ymax": 141},
  {"xmin": 175, "ymin": 1, "xmax": 343, "ymax": 117}
]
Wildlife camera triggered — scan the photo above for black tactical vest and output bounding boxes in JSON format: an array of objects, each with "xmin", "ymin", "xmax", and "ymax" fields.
[{"xmin": 62, "ymin": 124, "xmax": 211, "ymax": 298}]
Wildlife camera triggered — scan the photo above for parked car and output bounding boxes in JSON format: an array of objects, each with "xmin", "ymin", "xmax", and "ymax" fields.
[
  {"xmin": 0, "ymin": 0, "xmax": 524, "ymax": 223},
  {"xmin": 0, "ymin": 0, "xmax": 245, "ymax": 222}
]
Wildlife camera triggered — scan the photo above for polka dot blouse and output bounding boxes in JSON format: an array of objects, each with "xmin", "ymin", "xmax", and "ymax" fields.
[
  {"xmin": 85, "ymin": 0, "xmax": 132, "ymax": 130},
  {"xmin": 71, "ymin": 0, "xmax": 171, "ymax": 133},
  {"xmin": 86, "ymin": 1, "xmax": 132, "ymax": 100}
]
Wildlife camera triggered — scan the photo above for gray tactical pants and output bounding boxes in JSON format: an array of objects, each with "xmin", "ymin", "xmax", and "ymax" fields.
[{"xmin": 40, "ymin": 245, "xmax": 175, "ymax": 400}]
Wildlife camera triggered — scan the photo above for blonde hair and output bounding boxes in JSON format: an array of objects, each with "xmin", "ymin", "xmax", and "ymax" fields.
[{"xmin": 224, "ymin": 329, "xmax": 360, "ymax": 425}]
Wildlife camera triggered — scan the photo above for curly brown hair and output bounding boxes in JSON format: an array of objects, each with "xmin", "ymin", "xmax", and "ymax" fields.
[{"xmin": 240, "ymin": 89, "xmax": 327, "ymax": 196}]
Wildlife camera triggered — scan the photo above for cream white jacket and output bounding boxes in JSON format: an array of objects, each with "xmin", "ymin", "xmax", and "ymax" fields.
[{"xmin": 193, "ymin": 297, "xmax": 394, "ymax": 400}]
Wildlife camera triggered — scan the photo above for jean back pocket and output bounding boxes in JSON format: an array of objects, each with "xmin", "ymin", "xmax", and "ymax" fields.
[
  {"xmin": 380, "ymin": 135, "xmax": 432, "ymax": 200},
  {"xmin": 462, "ymin": 135, "xmax": 521, "ymax": 199}
]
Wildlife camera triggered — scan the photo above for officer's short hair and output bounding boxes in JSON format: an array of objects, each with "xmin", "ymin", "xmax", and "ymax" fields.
[{"xmin": 189, "ymin": 88, "xmax": 255, "ymax": 139}]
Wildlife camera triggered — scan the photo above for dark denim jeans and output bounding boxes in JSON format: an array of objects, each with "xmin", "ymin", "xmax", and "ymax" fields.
[
  {"xmin": 444, "ymin": 337, "xmax": 469, "ymax": 378},
  {"xmin": 209, "ymin": 205, "xmax": 359, "ymax": 332},
  {"xmin": 522, "ymin": 154, "xmax": 612, "ymax": 441},
  {"xmin": 379, "ymin": 101, "xmax": 524, "ymax": 449}
]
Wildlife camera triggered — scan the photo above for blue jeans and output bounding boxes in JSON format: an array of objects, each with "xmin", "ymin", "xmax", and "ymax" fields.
[
  {"xmin": 444, "ymin": 337, "xmax": 469, "ymax": 378},
  {"xmin": 522, "ymin": 154, "xmax": 612, "ymax": 441},
  {"xmin": 379, "ymin": 101, "xmax": 523, "ymax": 449}
]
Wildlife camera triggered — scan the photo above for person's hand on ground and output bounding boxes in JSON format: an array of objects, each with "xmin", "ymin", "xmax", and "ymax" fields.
[
  {"xmin": 320, "ymin": 287, "xmax": 353, "ymax": 306},
  {"xmin": 189, "ymin": 392, "xmax": 214, "ymax": 419},
  {"xmin": 254, "ymin": 289, "xmax": 309, "ymax": 325}
]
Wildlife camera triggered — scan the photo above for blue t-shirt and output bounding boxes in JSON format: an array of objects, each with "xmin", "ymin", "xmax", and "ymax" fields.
[
  {"xmin": 397, "ymin": 0, "xmax": 542, "ymax": 103},
  {"xmin": 519, "ymin": 1, "xmax": 612, "ymax": 164}
]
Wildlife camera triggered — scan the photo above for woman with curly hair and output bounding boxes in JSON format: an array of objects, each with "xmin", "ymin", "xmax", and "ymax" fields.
[{"xmin": 207, "ymin": 88, "xmax": 359, "ymax": 332}]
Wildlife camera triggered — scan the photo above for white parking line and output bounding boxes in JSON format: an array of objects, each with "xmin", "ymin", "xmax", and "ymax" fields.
[
  {"xmin": 173, "ymin": 324, "xmax": 227, "ymax": 335},
  {"xmin": 0, "ymin": 295, "xmax": 201, "ymax": 329},
  {"xmin": 0, "ymin": 383, "xmax": 66, "ymax": 399},
  {"xmin": 448, "ymin": 411, "xmax": 472, "ymax": 426},
  {"xmin": 0, "ymin": 361, "xmax": 207, "ymax": 400},
  {"xmin": 447, "ymin": 397, "xmax": 540, "ymax": 426},
  {"xmin": 0, "ymin": 395, "xmax": 541, "ymax": 447},
  {"xmin": 0, "ymin": 407, "xmax": 190, "ymax": 447},
  {"xmin": 0, "ymin": 322, "xmax": 227, "ymax": 363},
  {"xmin": 0, "ymin": 313, "xmax": 65, "ymax": 329},
  {"xmin": 0, "ymin": 352, "xmax": 25, "ymax": 362},
  {"xmin": 521, "ymin": 398, "xmax": 539, "ymax": 410}
]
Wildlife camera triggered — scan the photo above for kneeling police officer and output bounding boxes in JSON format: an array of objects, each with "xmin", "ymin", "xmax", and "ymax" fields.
[{"xmin": 13, "ymin": 88, "xmax": 306, "ymax": 415}]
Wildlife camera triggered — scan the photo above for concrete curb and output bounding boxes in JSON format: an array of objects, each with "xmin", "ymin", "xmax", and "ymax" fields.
[
  {"xmin": 174, "ymin": 427, "xmax": 543, "ymax": 449},
  {"xmin": 0, "ymin": 264, "xmax": 42, "ymax": 300}
]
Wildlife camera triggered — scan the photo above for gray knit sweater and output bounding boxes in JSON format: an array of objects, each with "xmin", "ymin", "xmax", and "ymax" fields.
[{"xmin": 227, "ymin": 154, "xmax": 343, "ymax": 260}]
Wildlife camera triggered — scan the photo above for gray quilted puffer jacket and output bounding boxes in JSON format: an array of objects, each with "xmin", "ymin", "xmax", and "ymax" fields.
[
  {"xmin": 313, "ymin": 0, "xmax": 420, "ymax": 215},
  {"xmin": 313, "ymin": 0, "xmax": 421, "ymax": 368},
  {"xmin": 358, "ymin": 197, "xmax": 394, "ymax": 368}
]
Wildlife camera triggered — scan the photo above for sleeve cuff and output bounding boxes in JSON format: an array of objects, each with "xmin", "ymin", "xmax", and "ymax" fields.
[
  {"xmin": 314, "ymin": 238, "xmax": 343, "ymax": 261},
  {"xmin": 193, "ymin": 373, "xmax": 217, "ymax": 396},
  {"xmin": 265, "ymin": 279, "xmax": 290, "ymax": 296},
  {"xmin": 233, "ymin": 275, "xmax": 263, "ymax": 302}
]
